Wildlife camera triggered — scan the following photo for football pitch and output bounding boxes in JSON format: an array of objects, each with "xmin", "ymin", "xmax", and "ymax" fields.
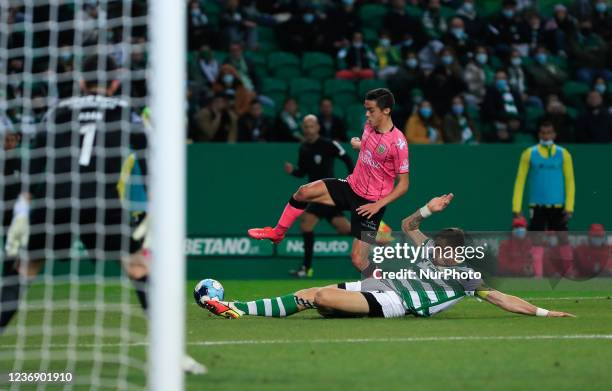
[{"xmin": 1, "ymin": 279, "xmax": 612, "ymax": 390}]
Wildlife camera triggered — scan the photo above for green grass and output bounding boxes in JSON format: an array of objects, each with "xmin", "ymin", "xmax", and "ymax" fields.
[{"xmin": 1, "ymin": 279, "xmax": 612, "ymax": 390}]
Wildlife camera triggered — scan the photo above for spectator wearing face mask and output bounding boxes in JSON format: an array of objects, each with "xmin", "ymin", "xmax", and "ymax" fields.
[
  {"xmin": 573, "ymin": 224, "xmax": 611, "ymax": 278},
  {"xmin": 224, "ymin": 42, "xmax": 259, "ymax": 93},
  {"xmin": 212, "ymin": 64, "xmax": 256, "ymax": 115},
  {"xmin": 481, "ymin": 70, "xmax": 525, "ymax": 142},
  {"xmin": 592, "ymin": 77, "xmax": 611, "ymax": 107},
  {"xmin": 487, "ymin": 0, "xmax": 528, "ymax": 57},
  {"xmin": 463, "ymin": 46, "xmax": 494, "ymax": 106},
  {"xmin": 424, "ymin": 47, "xmax": 466, "ymax": 115},
  {"xmin": 442, "ymin": 95, "xmax": 479, "ymax": 144},
  {"xmin": 326, "ymin": 0, "xmax": 362, "ymax": 51},
  {"xmin": 220, "ymin": 0, "xmax": 258, "ymax": 50},
  {"xmin": 273, "ymin": 97, "xmax": 303, "ymax": 142},
  {"xmin": 542, "ymin": 230, "xmax": 572, "ymax": 277},
  {"xmin": 389, "ymin": 51, "xmax": 425, "ymax": 108},
  {"xmin": 592, "ymin": 0, "xmax": 612, "ymax": 42},
  {"xmin": 544, "ymin": 4, "xmax": 577, "ymax": 56},
  {"xmin": 543, "ymin": 95, "xmax": 575, "ymax": 143},
  {"xmin": 404, "ymin": 100, "xmax": 442, "ymax": 144},
  {"xmin": 336, "ymin": 31, "xmax": 377, "ymax": 80},
  {"xmin": 525, "ymin": 46, "xmax": 568, "ymax": 98},
  {"xmin": 456, "ymin": 0, "xmax": 485, "ymax": 38},
  {"xmin": 238, "ymin": 99, "xmax": 271, "ymax": 142},
  {"xmin": 577, "ymin": 91, "xmax": 612, "ymax": 142},
  {"xmin": 277, "ymin": 6, "xmax": 326, "ymax": 53},
  {"xmin": 189, "ymin": 45, "xmax": 219, "ymax": 93},
  {"xmin": 512, "ymin": 120, "xmax": 575, "ymax": 277},
  {"xmin": 442, "ymin": 17, "xmax": 472, "ymax": 63},
  {"xmin": 497, "ymin": 216, "xmax": 534, "ymax": 277},
  {"xmin": 374, "ymin": 32, "xmax": 402, "ymax": 80}
]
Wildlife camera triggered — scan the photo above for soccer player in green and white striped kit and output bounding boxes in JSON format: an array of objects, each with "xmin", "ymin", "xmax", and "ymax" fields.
[{"xmin": 201, "ymin": 193, "xmax": 574, "ymax": 319}]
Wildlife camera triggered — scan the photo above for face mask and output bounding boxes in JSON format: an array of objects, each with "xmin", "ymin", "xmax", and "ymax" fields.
[
  {"xmin": 403, "ymin": 39, "xmax": 413, "ymax": 47},
  {"xmin": 451, "ymin": 28, "xmax": 465, "ymax": 39},
  {"xmin": 303, "ymin": 13, "xmax": 315, "ymax": 23},
  {"xmin": 595, "ymin": 84, "xmax": 606, "ymax": 94},
  {"xmin": 476, "ymin": 53, "xmax": 488, "ymax": 64},
  {"xmin": 595, "ymin": 2, "xmax": 607, "ymax": 13},
  {"xmin": 463, "ymin": 2, "xmax": 474, "ymax": 13},
  {"xmin": 223, "ymin": 74, "xmax": 234, "ymax": 85},
  {"xmin": 513, "ymin": 227, "xmax": 527, "ymax": 239},
  {"xmin": 502, "ymin": 9, "xmax": 514, "ymax": 18},
  {"xmin": 441, "ymin": 55, "xmax": 453, "ymax": 65},
  {"xmin": 452, "ymin": 104, "xmax": 464, "ymax": 115},
  {"xmin": 406, "ymin": 58, "xmax": 418, "ymax": 69},
  {"xmin": 419, "ymin": 107, "xmax": 432, "ymax": 118},
  {"xmin": 342, "ymin": 0, "xmax": 354, "ymax": 6},
  {"xmin": 496, "ymin": 79, "xmax": 508, "ymax": 91},
  {"xmin": 535, "ymin": 53, "xmax": 547, "ymax": 64},
  {"xmin": 380, "ymin": 38, "xmax": 390, "ymax": 47},
  {"xmin": 511, "ymin": 57, "xmax": 522, "ymax": 66},
  {"xmin": 60, "ymin": 51, "xmax": 72, "ymax": 61},
  {"xmin": 590, "ymin": 236, "xmax": 605, "ymax": 246},
  {"xmin": 539, "ymin": 139, "xmax": 554, "ymax": 146},
  {"xmin": 353, "ymin": 42, "xmax": 363, "ymax": 48},
  {"xmin": 548, "ymin": 236, "xmax": 558, "ymax": 247}
]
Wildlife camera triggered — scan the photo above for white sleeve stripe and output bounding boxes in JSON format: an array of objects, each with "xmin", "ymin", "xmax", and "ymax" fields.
[{"xmin": 332, "ymin": 140, "xmax": 346, "ymax": 156}]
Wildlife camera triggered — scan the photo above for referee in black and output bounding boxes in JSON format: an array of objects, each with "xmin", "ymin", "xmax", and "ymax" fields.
[{"xmin": 284, "ymin": 115, "xmax": 353, "ymax": 278}]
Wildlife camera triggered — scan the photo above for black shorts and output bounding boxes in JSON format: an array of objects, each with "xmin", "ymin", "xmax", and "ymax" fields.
[
  {"xmin": 528, "ymin": 205, "xmax": 568, "ymax": 231},
  {"xmin": 322, "ymin": 178, "xmax": 385, "ymax": 243},
  {"xmin": 28, "ymin": 205, "xmax": 145, "ymax": 261},
  {"xmin": 304, "ymin": 203, "xmax": 344, "ymax": 222}
]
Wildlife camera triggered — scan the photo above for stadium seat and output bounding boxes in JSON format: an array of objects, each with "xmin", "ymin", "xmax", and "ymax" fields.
[
  {"xmin": 358, "ymin": 4, "xmax": 388, "ymax": 31},
  {"xmin": 290, "ymin": 78, "xmax": 322, "ymax": 108},
  {"xmin": 261, "ymin": 78, "xmax": 288, "ymax": 95},
  {"xmin": 357, "ymin": 79, "xmax": 388, "ymax": 98},
  {"xmin": 302, "ymin": 52, "xmax": 335, "ymax": 80},
  {"xmin": 268, "ymin": 51, "xmax": 301, "ymax": 79},
  {"xmin": 562, "ymin": 81, "xmax": 590, "ymax": 108},
  {"xmin": 245, "ymin": 51, "xmax": 268, "ymax": 77},
  {"xmin": 257, "ymin": 26, "xmax": 280, "ymax": 52},
  {"xmin": 362, "ymin": 28, "xmax": 379, "ymax": 46},
  {"xmin": 345, "ymin": 103, "xmax": 367, "ymax": 136},
  {"xmin": 324, "ymin": 79, "xmax": 358, "ymax": 106},
  {"xmin": 513, "ymin": 133, "xmax": 535, "ymax": 144}
]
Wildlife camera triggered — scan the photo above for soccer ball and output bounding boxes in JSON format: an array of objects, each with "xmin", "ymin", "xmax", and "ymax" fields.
[{"xmin": 194, "ymin": 279, "xmax": 224, "ymax": 307}]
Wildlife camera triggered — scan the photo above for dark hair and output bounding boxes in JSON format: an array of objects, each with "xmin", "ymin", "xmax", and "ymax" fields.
[
  {"xmin": 82, "ymin": 55, "xmax": 119, "ymax": 88},
  {"xmin": 433, "ymin": 228, "xmax": 465, "ymax": 249},
  {"xmin": 365, "ymin": 88, "xmax": 395, "ymax": 111},
  {"xmin": 539, "ymin": 119, "xmax": 555, "ymax": 129}
]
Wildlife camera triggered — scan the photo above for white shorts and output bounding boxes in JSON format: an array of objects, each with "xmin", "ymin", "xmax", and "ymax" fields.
[{"xmin": 343, "ymin": 280, "xmax": 406, "ymax": 318}]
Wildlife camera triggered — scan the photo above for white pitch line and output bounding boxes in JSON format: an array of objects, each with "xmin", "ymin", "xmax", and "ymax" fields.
[
  {"xmin": 523, "ymin": 296, "xmax": 611, "ymax": 301},
  {"xmin": 2, "ymin": 334, "xmax": 612, "ymax": 350}
]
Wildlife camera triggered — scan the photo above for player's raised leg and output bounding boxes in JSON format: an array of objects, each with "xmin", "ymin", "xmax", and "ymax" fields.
[{"xmin": 247, "ymin": 179, "xmax": 334, "ymax": 243}]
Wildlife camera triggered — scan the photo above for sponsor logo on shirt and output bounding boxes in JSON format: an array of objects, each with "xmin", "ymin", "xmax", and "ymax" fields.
[
  {"xmin": 396, "ymin": 138, "xmax": 406, "ymax": 150},
  {"xmin": 361, "ymin": 150, "xmax": 381, "ymax": 169},
  {"xmin": 400, "ymin": 158, "xmax": 409, "ymax": 172}
]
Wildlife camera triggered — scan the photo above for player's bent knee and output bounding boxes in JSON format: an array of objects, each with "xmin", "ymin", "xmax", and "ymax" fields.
[{"xmin": 313, "ymin": 289, "xmax": 334, "ymax": 308}]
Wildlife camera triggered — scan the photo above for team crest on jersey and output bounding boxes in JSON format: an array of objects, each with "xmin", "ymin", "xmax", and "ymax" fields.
[
  {"xmin": 376, "ymin": 144, "xmax": 386, "ymax": 154},
  {"xmin": 314, "ymin": 154, "xmax": 322, "ymax": 164},
  {"xmin": 396, "ymin": 138, "xmax": 406, "ymax": 150}
]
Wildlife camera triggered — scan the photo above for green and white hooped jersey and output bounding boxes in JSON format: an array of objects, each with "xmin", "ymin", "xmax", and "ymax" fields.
[{"xmin": 382, "ymin": 240, "xmax": 484, "ymax": 317}]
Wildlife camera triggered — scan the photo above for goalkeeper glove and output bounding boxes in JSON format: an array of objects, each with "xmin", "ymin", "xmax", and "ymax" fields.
[
  {"xmin": 132, "ymin": 214, "xmax": 151, "ymax": 250},
  {"xmin": 5, "ymin": 194, "xmax": 31, "ymax": 257}
]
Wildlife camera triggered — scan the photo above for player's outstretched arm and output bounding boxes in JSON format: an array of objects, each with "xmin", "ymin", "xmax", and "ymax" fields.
[
  {"xmin": 482, "ymin": 290, "xmax": 575, "ymax": 317},
  {"xmin": 401, "ymin": 193, "xmax": 454, "ymax": 245}
]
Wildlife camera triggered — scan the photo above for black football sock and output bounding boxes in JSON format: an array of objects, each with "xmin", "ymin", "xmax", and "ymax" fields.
[
  {"xmin": 302, "ymin": 231, "xmax": 314, "ymax": 270},
  {"xmin": 130, "ymin": 275, "xmax": 149, "ymax": 314}
]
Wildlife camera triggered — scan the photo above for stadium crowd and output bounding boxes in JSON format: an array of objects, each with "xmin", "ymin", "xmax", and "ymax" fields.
[
  {"xmin": 187, "ymin": 0, "xmax": 612, "ymax": 143},
  {"xmin": 1, "ymin": 0, "xmax": 611, "ymax": 144}
]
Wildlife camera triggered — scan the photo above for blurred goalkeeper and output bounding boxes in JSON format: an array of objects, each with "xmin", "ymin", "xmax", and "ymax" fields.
[{"xmin": 0, "ymin": 55, "xmax": 205, "ymax": 373}]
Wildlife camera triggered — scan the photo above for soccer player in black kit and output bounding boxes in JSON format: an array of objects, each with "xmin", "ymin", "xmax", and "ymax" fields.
[
  {"xmin": 0, "ymin": 55, "xmax": 205, "ymax": 373},
  {"xmin": 283, "ymin": 115, "xmax": 353, "ymax": 277}
]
